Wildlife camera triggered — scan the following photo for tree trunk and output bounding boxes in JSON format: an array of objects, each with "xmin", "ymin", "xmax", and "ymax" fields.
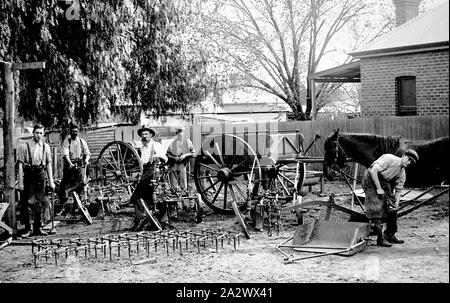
[
  {"xmin": 305, "ymin": 77, "xmax": 312, "ymax": 119},
  {"xmin": 287, "ymin": 95, "xmax": 308, "ymax": 121}
]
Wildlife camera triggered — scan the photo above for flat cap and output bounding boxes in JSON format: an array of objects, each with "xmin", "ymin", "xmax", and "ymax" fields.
[{"xmin": 404, "ymin": 149, "xmax": 419, "ymax": 163}]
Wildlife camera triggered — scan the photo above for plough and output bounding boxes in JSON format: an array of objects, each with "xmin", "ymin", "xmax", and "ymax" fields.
[{"xmin": 283, "ymin": 185, "xmax": 449, "ymax": 223}]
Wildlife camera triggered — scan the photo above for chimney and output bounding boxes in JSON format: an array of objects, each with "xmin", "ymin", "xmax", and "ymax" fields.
[{"xmin": 392, "ymin": 0, "xmax": 422, "ymax": 26}]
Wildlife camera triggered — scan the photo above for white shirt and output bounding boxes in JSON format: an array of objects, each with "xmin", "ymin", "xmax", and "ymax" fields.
[
  {"xmin": 372, "ymin": 154, "xmax": 406, "ymax": 190},
  {"xmin": 140, "ymin": 140, "xmax": 168, "ymax": 164},
  {"xmin": 17, "ymin": 139, "xmax": 52, "ymax": 166},
  {"xmin": 62, "ymin": 136, "xmax": 91, "ymax": 160},
  {"xmin": 167, "ymin": 137, "xmax": 195, "ymax": 157}
]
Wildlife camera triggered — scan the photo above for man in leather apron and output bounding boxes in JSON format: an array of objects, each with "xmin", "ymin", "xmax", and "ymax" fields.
[
  {"xmin": 129, "ymin": 126, "xmax": 168, "ymax": 231},
  {"xmin": 17, "ymin": 124, "xmax": 55, "ymax": 237},
  {"xmin": 362, "ymin": 149, "xmax": 419, "ymax": 246},
  {"xmin": 58, "ymin": 124, "xmax": 91, "ymax": 215}
]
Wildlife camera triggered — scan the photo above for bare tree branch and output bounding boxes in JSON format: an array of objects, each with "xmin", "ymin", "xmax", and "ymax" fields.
[{"xmin": 189, "ymin": 0, "xmax": 391, "ymax": 119}]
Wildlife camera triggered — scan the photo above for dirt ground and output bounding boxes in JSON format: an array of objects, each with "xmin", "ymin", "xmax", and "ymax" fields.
[{"xmin": 0, "ymin": 181, "xmax": 448, "ymax": 283}]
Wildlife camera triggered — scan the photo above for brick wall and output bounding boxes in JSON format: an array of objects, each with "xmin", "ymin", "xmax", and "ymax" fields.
[{"xmin": 360, "ymin": 50, "xmax": 449, "ymax": 117}]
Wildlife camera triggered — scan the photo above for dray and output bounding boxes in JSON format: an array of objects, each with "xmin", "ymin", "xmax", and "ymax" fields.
[{"xmin": 192, "ymin": 131, "xmax": 324, "ymax": 238}]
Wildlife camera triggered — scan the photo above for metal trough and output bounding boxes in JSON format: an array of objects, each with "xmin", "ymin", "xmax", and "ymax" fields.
[{"xmin": 276, "ymin": 219, "xmax": 369, "ymax": 263}]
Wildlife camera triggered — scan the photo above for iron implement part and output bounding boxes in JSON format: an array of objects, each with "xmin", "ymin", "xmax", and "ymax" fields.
[{"xmin": 30, "ymin": 228, "xmax": 243, "ymax": 267}]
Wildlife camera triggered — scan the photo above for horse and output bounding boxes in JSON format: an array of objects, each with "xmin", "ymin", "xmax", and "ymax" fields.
[
  {"xmin": 323, "ymin": 129, "xmax": 449, "ymax": 187},
  {"xmin": 405, "ymin": 137, "xmax": 449, "ymax": 187},
  {"xmin": 323, "ymin": 129, "xmax": 407, "ymax": 179}
]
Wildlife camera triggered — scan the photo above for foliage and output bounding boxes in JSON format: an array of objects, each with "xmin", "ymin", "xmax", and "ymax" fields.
[{"xmin": 0, "ymin": 0, "xmax": 205, "ymax": 128}]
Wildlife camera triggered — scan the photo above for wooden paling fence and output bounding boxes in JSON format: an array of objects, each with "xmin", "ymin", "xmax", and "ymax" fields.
[
  {"xmin": 2, "ymin": 115, "xmax": 447, "ymax": 178},
  {"xmin": 279, "ymin": 115, "xmax": 449, "ymax": 158},
  {"xmin": 189, "ymin": 115, "xmax": 449, "ymax": 181},
  {"xmin": 189, "ymin": 115, "xmax": 448, "ymax": 159}
]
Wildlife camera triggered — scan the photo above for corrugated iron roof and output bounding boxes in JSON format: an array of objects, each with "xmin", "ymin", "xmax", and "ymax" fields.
[{"xmin": 310, "ymin": 60, "xmax": 360, "ymax": 82}]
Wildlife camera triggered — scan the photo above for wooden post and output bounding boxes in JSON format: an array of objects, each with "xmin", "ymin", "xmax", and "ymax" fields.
[
  {"xmin": 351, "ymin": 163, "xmax": 359, "ymax": 210},
  {"xmin": 310, "ymin": 79, "xmax": 316, "ymax": 120},
  {"xmin": 1, "ymin": 62, "xmax": 16, "ymax": 232},
  {"xmin": 1, "ymin": 60, "xmax": 45, "ymax": 234}
]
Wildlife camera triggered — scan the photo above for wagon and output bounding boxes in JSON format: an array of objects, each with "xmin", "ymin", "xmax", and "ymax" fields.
[
  {"xmin": 191, "ymin": 130, "xmax": 329, "ymax": 237},
  {"xmin": 93, "ymin": 128, "xmax": 322, "ymax": 237}
]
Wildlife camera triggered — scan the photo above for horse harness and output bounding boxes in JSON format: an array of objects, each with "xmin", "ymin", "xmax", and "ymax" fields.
[
  {"xmin": 329, "ymin": 135, "xmax": 366, "ymax": 212},
  {"xmin": 331, "ymin": 134, "xmax": 348, "ymax": 170}
]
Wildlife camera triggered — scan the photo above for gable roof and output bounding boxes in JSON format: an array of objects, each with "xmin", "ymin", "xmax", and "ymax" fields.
[{"xmin": 350, "ymin": 1, "xmax": 449, "ymax": 58}]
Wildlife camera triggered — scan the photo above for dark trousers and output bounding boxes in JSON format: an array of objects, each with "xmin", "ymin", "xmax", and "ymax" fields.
[
  {"xmin": 384, "ymin": 211, "xmax": 398, "ymax": 234},
  {"xmin": 373, "ymin": 211, "xmax": 398, "ymax": 241},
  {"xmin": 130, "ymin": 165, "xmax": 157, "ymax": 224},
  {"xmin": 362, "ymin": 170, "xmax": 399, "ymax": 237},
  {"xmin": 58, "ymin": 163, "xmax": 85, "ymax": 204},
  {"xmin": 20, "ymin": 166, "xmax": 46, "ymax": 230}
]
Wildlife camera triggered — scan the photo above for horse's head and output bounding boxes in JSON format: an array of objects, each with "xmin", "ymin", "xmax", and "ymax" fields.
[
  {"xmin": 396, "ymin": 137, "xmax": 409, "ymax": 156},
  {"xmin": 323, "ymin": 129, "xmax": 347, "ymax": 180}
]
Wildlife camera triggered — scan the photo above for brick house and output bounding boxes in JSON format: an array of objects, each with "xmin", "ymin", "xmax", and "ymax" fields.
[{"xmin": 311, "ymin": 0, "xmax": 449, "ymax": 118}]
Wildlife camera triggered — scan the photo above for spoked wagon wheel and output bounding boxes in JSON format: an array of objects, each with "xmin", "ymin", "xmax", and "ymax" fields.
[
  {"xmin": 259, "ymin": 160, "xmax": 306, "ymax": 202},
  {"xmin": 72, "ymin": 192, "xmax": 93, "ymax": 224},
  {"xmin": 230, "ymin": 190, "xmax": 250, "ymax": 239},
  {"xmin": 194, "ymin": 134, "xmax": 262, "ymax": 215},
  {"xmin": 96, "ymin": 141, "xmax": 143, "ymax": 205}
]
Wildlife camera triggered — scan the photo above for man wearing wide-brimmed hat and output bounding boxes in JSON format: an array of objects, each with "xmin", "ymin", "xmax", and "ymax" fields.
[
  {"xmin": 362, "ymin": 149, "xmax": 419, "ymax": 247},
  {"xmin": 166, "ymin": 126, "xmax": 196, "ymax": 196},
  {"xmin": 129, "ymin": 125, "xmax": 168, "ymax": 231}
]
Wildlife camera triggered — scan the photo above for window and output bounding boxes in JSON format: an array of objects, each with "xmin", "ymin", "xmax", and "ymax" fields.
[{"xmin": 396, "ymin": 76, "xmax": 417, "ymax": 116}]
